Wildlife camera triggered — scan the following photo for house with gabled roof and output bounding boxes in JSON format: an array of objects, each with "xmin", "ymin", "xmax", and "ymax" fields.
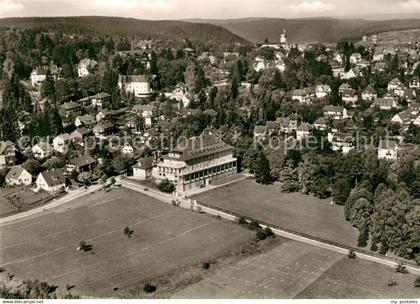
[
  {"xmin": 378, "ymin": 140, "xmax": 398, "ymax": 161},
  {"xmin": 36, "ymin": 170, "xmax": 66, "ymax": 192},
  {"xmin": 118, "ymin": 75, "xmax": 152, "ymax": 97},
  {"xmin": 53, "ymin": 133, "xmax": 72, "ymax": 154},
  {"xmin": 75, "ymin": 115, "xmax": 96, "ymax": 128},
  {"xmin": 362, "ymin": 85, "xmax": 377, "ymax": 101},
  {"xmin": 67, "ymin": 154, "xmax": 97, "ymax": 173},
  {"xmin": 77, "ymin": 58, "xmax": 97, "ymax": 78},
  {"xmin": 32, "ymin": 142, "xmax": 53, "ymax": 160},
  {"xmin": 323, "ymin": 105, "xmax": 349, "ymax": 120},
  {"xmin": 0, "ymin": 141, "xmax": 16, "ymax": 169},
  {"xmin": 6, "ymin": 166, "xmax": 32, "ymax": 186},
  {"xmin": 315, "ymin": 85, "xmax": 331, "ymax": 99},
  {"xmin": 296, "ymin": 123, "xmax": 312, "ymax": 141}
]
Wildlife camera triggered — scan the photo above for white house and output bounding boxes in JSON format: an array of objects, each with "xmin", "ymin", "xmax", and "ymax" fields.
[
  {"xmin": 118, "ymin": 75, "xmax": 152, "ymax": 98},
  {"xmin": 291, "ymin": 88, "xmax": 315, "ymax": 104},
  {"xmin": 342, "ymin": 89, "xmax": 358, "ymax": 107},
  {"xmin": 121, "ymin": 143, "xmax": 134, "ymax": 155},
  {"xmin": 53, "ymin": 133, "xmax": 72, "ymax": 154},
  {"xmin": 5, "ymin": 166, "xmax": 32, "ymax": 186},
  {"xmin": 323, "ymin": 106, "xmax": 349, "ymax": 120},
  {"xmin": 372, "ymin": 98, "xmax": 398, "ymax": 110},
  {"xmin": 315, "ymin": 85, "xmax": 331, "ymax": 99},
  {"xmin": 132, "ymin": 156, "xmax": 155, "ymax": 180},
  {"xmin": 296, "ymin": 123, "xmax": 312, "ymax": 141},
  {"xmin": 362, "ymin": 85, "xmax": 377, "ymax": 101},
  {"xmin": 378, "ymin": 140, "xmax": 398, "ymax": 161},
  {"xmin": 164, "ymin": 83, "xmax": 191, "ymax": 108},
  {"xmin": 30, "ymin": 65, "xmax": 61, "ymax": 87},
  {"xmin": 0, "ymin": 140, "xmax": 16, "ymax": 169},
  {"xmin": 387, "ymin": 78, "xmax": 406, "ymax": 97},
  {"xmin": 75, "ymin": 115, "xmax": 96, "ymax": 128},
  {"xmin": 32, "ymin": 142, "xmax": 53, "ymax": 159},
  {"xmin": 340, "ymin": 68, "xmax": 361, "ymax": 80},
  {"xmin": 77, "ymin": 59, "xmax": 97, "ymax": 78},
  {"xmin": 36, "ymin": 170, "xmax": 66, "ymax": 192},
  {"xmin": 350, "ymin": 53, "xmax": 362, "ymax": 64}
]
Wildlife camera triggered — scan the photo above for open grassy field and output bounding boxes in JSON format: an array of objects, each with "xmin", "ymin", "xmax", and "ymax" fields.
[
  {"xmin": 0, "ymin": 188, "xmax": 253, "ymax": 298},
  {"xmin": 172, "ymin": 240, "xmax": 419, "ymax": 299},
  {"xmin": 193, "ymin": 179, "xmax": 359, "ymax": 247}
]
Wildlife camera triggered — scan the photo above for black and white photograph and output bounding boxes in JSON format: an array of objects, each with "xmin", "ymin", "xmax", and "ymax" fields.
[{"xmin": 0, "ymin": 0, "xmax": 419, "ymax": 302}]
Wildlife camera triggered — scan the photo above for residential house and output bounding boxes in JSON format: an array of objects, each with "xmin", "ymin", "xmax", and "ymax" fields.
[
  {"xmin": 164, "ymin": 83, "xmax": 191, "ymax": 108},
  {"xmin": 340, "ymin": 68, "xmax": 361, "ymax": 80},
  {"xmin": 362, "ymin": 85, "xmax": 377, "ymax": 101},
  {"xmin": 313, "ymin": 117, "xmax": 327, "ymax": 131},
  {"xmin": 266, "ymin": 121, "xmax": 281, "ymax": 135},
  {"xmin": 53, "ymin": 133, "xmax": 72, "ymax": 154},
  {"xmin": 323, "ymin": 105, "xmax": 348, "ymax": 120},
  {"xmin": 132, "ymin": 156, "xmax": 155, "ymax": 180},
  {"xmin": 93, "ymin": 122, "xmax": 114, "ymax": 139},
  {"xmin": 291, "ymin": 88, "xmax": 315, "ymax": 104},
  {"xmin": 30, "ymin": 65, "xmax": 60, "ymax": 87},
  {"xmin": 402, "ymin": 89, "xmax": 416, "ymax": 104},
  {"xmin": 342, "ymin": 89, "xmax": 358, "ymax": 107},
  {"xmin": 132, "ymin": 104, "xmax": 155, "ymax": 128},
  {"xmin": 77, "ymin": 58, "xmax": 97, "ymax": 78},
  {"xmin": 0, "ymin": 141, "xmax": 16, "ymax": 168},
  {"xmin": 118, "ymin": 75, "xmax": 152, "ymax": 97},
  {"xmin": 71, "ymin": 128, "xmax": 93, "ymax": 146},
  {"xmin": 5, "ymin": 166, "xmax": 32, "ymax": 186},
  {"xmin": 60, "ymin": 101, "xmax": 82, "ymax": 119},
  {"xmin": 277, "ymin": 116, "xmax": 298, "ymax": 134},
  {"xmin": 254, "ymin": 125, "xmax": 267, "ymax": 140},
  {"xmin": 409, "ymin": 76, "xmax": 420, "ymax": 89},
  {"xmin": 67, "ymin": 155, "xmax": 96, "ymax": 173},
  {"xmin": 387, "ymin": 78, "xmax": 406, "ymax": 97},
  {"xmin": 296, "ymin": 123, "xmax": 312, "ymax": 141},
  {"xmin": 350, "ymin": 53, "xmax": 362, "ymax": 64},
  {"xmin": 330, "ymin": 133, "xmax": 355, "ymax": 154},
  {"xmin": 372, "ymin": 98, "xmax": 398, "ymax": 110},
  {"xmin": 75, "ymin": 115, "xmax": 96, "ymax": 128},
  {"xmin": 90, "ymin": 92, "xmax": 111, "ymax": 109},
  {"xmin": 378, "ymin": 140, "xmax": 398, "ymax": 161},
  {"xmin": 315, "ymin": 85, "xmax": 331, "ymax": 99},
  {"xmin": 121, "ymin": 143, "xmax": 134, "ymax": 155},
  {"xmin": 36, "ymin": 170, "xmax": 66, "ymax": 192},
  {"xmin": 339, "ymin": 83, "xmax": 352, "ymax": 95},
  {"xmin": 32, "ymin": 142, "xmax": 53, "ymax": 159}
]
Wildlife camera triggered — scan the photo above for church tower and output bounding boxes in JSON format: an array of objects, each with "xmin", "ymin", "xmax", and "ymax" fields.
[{"xmin": 280, "ymin": 29, "xmax": 288, "ymax": 49}]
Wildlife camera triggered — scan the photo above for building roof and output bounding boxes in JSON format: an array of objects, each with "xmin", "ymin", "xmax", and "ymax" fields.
[
  {"xmin": 6, "ymin": 166, "xmax": 30, "ymax": 180},
  {"xmin": 170, "ymin": 134, "xmax": 233, "ymax": 163},
  {"xmin": 91, "ymin": 92, "xmax": 111, "ymax": 99},
  {"xmin": 133, "ymin": 156, "xmax": 155, "ymax": 170},
  {"xmin": 378, "ymin": 139, "xmax": 398, "ymax": 150},
  {"xmin": 61, "ymin": 101, "xmax": 81, "ymax": 110},
  {"xmin": 70, "ymin": 154, "xmax": 96, "ymax": 168},
  {"xmin": 38, "ymin": 170, "xmax": 65, "ymax": 187},
  {"xmin": 119, "ymin": 75, "xmax": 150, "ymax": 83},
  {"xmin": 0, "ymin": 141, "xmax": 15, "ymax": 155},
  {"xmin": 132, "ymin": 104, "xmax": 155, "ymax": 113},
  {"xmin": 76, "ymin": 115, "xmax": 96, "ymax": 125}
]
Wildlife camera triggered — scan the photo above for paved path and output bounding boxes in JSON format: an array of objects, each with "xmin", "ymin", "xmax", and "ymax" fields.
[
  {"xmin": 0, "ymin": 185, "xmax": 102, "ymax": 225},
  {"xmin": 119, "ymin": 178, "xmax": 420, "ymax": 275}
]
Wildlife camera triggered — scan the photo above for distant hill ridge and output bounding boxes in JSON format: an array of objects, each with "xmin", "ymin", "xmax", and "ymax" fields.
[
  {"xmin": 0, "ymin": 16, "xmax": 248, "ymax": 44},
  {"xmin": 1, "ymin": 16, "xmax": 420, "ymax": 45},
  {"xmin": 186, "ymin": 17, "xmax": 420, "ymax": 43}
]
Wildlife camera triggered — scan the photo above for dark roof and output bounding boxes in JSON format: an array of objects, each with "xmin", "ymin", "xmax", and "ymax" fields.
[
  {"xmin": 6, "ymin": 166, "xmax": 30, "ymax": 180},
  {"xmin": 39, "ymin": 170, "xmax": 65, "ymax": 187},
  {"xmin": 70, "ymin": 154, "xmax": 96, "ymax": 168},
  {"xmin": 134, "ymin": 156, "xmax": 154, "ymax": 169},
  {"xmin": 170, "ymin": 134, "xmax": 233, "ymax": 163}
]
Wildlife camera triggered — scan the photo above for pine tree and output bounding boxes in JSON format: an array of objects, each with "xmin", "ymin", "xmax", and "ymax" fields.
[
  {"xmin": 357, "ymin": 220, "xmax": 369, "ymax": 247},
  {"xmin": 255, "ymin": 146, "xmax": 272, "ymax": 185}
]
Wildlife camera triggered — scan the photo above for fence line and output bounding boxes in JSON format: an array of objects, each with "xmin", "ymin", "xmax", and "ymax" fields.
[{"xmin": 193, "ymin": 199, "xmax": 420, "ymax": 275}]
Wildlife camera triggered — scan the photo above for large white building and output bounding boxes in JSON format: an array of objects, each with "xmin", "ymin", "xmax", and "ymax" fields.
[
  {"xmin": 137, "ymin": 134, "xmax": 237, "ymax": 193},
  {"xmin": 118, "ymin": 75, "xmax": 152, "ymax": 98}
]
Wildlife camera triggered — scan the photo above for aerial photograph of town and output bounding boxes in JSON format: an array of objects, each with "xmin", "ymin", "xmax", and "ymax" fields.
[{"xmin": 0, "ymin": 0, "xmax": 419, "ymax": 302}]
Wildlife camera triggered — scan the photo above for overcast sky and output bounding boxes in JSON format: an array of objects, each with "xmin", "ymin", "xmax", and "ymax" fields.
[{"xmin": 0, "ymin": 0, "xmax": 419, "ymax": 19}]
